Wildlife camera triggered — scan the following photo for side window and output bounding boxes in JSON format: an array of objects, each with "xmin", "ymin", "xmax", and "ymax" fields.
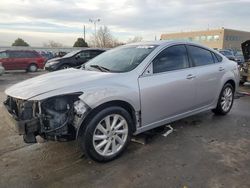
[
  {"xmin": 0, "ymin": 51, "xmax": 9, "ymax": 58},
  {"xmin": 90, "ymin": 50, "xmax": 103, "ymax": 58},
  {"xmin": 9, "ymin": 51, "xmax": 23, "ymax": 58},
  {"xmin": 212, "ymin": 52, "xmax": 222, "ymax": 63},
  {"xmin": 78, "ymin": 51, "xmax": 90, "ymax": 59},
  {"xmin": 153, "ymin": 45, "xmax": 189, "ymax": 73},
  {"xmin": 25, "ymin": 51, "xmax": 38, "ymax": 58},
  {"xmin": 187, "ymin": 45, "xmax": 214, "ymax": 66}
]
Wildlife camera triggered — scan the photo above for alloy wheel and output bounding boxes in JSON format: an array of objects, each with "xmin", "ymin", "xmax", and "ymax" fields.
[
  {"xmin": 92, "ymin": 114, "xmax": 128, "ymax": 156},
  {"xmin": 220, "ymin": 87, "xmax": 233, "ymax": 112}
]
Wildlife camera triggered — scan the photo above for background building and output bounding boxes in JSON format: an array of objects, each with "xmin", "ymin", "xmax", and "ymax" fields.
[{"xmin": 161, "ymin": 28, "xmax": 250, "ymax": 51}]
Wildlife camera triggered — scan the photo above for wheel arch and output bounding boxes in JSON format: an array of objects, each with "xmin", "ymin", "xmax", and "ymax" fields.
[
  {"xmin": 76, "ymin": 100, "xmax": 138, "ymax": 139},
  {"xmin": 224, "ymin": 79, "xmax": 236, "ymax": 92}
]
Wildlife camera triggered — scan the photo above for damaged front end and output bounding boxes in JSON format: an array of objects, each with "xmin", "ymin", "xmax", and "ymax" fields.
[{"xmin": 4, "ymin": 93, "xmax": 89, "ymax": 143}]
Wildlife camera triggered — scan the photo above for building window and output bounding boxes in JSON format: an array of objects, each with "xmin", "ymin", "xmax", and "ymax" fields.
[
  {"xmin": 207, "ymin": 35, "xmax": 213, "ymax": 41},
  {"xmin": 194, "ymin": 36, "xmax": 200, "ymax": 41},
  {"xmin": 214, "ymin": 35, "xmax": 219, "ymax": 41},
  {"xmin": 200, "ymin": 36, "xmax": 206, "ymax": 41}
]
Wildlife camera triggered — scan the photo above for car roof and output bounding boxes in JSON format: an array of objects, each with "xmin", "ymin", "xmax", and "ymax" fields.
[
  {"xmin": 5, "ymin": 50, "xmax": 37, "ymax": 52},
  {"xmin": 125, "ymin": 40, "xmax": 217, "ymax": 52}
]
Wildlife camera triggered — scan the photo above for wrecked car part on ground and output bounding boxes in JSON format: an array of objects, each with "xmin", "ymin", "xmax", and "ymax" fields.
[
  {"xmin": 4, "ymin": 93, "xmax": 89, "ymax": 143},
  {"xmin": 4, "ymin": 41, "xmax": 239, "ymax": 162}
]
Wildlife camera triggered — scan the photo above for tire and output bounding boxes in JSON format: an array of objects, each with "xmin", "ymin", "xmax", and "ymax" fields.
[
  {"xmin": 78, "ymin": 106, "xmax": 132, "ymax": 162},
  {"xmin": 212, "ymin": 83, "xmax": 234, "ymax": 115},
  {"xmin": 28, "ymin": 64, "xmax": 38, "ymax": 72},
  {"xmin": 59, "ymin": 64, "xmax": 70, "ymax": 70}
]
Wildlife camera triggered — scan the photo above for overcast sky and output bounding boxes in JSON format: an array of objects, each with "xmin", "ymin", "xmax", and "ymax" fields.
[{"xmin": 0, "ymin": 0, "xmax": 249, "ymax": 46}]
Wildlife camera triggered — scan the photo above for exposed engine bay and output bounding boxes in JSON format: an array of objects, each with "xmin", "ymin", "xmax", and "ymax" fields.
[{"xmin": 4, "ymin": 93, "xmax": 88, "ymax": 143}]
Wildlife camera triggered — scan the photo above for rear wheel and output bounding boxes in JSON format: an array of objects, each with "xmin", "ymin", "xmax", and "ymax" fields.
[
  {"xmin": 78, "ymin": 106, "xmax": 132, "ymax": 162},
  {"xmin": 212, "ymin": 83, "xmax": 234, "ymax": 115},
  {"xmin": 28, "ymin": 64, "xmax": 38, "ymax": 72}
]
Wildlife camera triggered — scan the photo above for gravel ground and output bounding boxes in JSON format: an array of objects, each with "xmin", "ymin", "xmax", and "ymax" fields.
[{"xmin": 0, "ymin": 71, "xmax": 250, "ymax": 188}]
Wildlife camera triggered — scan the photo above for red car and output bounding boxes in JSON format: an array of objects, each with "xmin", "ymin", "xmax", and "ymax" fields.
[{"xmin": 0, "ymin": 50, "xmax": 45, "ymax": 72}]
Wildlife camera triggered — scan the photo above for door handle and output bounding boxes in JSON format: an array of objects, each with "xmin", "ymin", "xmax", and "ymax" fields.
[
  {"xmin": 186, "ymin": 74, "xmax": 196, "ymax": 79},
  {"xmin": 219, "ymin": 67, "xmax": 225, "ymax": 71}
]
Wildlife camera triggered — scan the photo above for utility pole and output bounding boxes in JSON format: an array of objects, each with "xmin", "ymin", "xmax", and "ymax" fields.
[
  {"xmin": 89, "ymin": 18, "xmax": 101, "ymax": 47},
  {"xmin": 83, "ymin": 25, "xmax": 86, "ymax": 41}
]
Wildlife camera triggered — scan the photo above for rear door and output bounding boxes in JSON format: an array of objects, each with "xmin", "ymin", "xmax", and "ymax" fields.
[
  {"xmin": 187, "ymin": 45, "xmax": 225, "ymax": 108},
  {"xmin": 139, "ymin": 45, "xmax": 196, "ymax": 127}
]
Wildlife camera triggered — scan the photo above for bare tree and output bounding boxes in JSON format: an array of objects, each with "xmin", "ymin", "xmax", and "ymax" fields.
[
  {"xmin": 89, "ymin": 26, "xmax": 121, "ymax": 48},
  {"xmin": 127, "ymin": 36, "xmax": 143, "ymax": 43},
  {"xmin": 43, "ymin": 40, "xmax": 63, "ymax": 48}
]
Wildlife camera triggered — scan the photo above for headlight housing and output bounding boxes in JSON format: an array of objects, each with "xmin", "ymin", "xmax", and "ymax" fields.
[
  {"xmin": 48, "ymin": 61, "xmax": 59, "ymax": 66},
  {"xmin": 74, "ymin": 100, "xmax": 88, "ymax": 115}
]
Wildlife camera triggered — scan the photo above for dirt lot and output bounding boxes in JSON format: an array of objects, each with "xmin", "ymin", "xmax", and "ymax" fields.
[{"xmin": 0, "ymin": 71, "xmax": 250, "ymax": 188}]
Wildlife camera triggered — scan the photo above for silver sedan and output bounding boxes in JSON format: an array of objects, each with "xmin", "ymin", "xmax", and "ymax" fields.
[{"xmin": 4, "ymin": 41, "xmax": 239, "ymax": 162}]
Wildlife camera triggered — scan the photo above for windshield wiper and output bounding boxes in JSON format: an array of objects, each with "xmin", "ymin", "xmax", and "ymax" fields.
[{"xmin": 90, "ymin": 65, "xmax": 110, "ymax": 72}]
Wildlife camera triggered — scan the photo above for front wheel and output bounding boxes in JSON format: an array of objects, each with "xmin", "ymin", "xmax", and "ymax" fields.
[
  {"xmin": 78, "ymin": 106, "xmax": 132, "ymax": 162},
  {"xmin": 212, "ymin": 83, "xmax": 234, "ymax": 115},
  {"xmin": 59, "ymin": 64, "xmax": 70, "ymax": 70}
]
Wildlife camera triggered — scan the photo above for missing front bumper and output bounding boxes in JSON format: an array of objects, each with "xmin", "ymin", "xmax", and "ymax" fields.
[{"xmin": 3, "ymin": 105, "xmax": 40, "ymax": 143}]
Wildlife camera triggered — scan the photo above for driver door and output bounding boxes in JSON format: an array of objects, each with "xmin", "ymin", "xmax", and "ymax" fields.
[{"xmin": 138, "ymin": 45, "xmax": 196, "ymax": 127}]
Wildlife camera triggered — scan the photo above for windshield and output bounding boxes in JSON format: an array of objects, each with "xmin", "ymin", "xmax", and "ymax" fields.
[
  {"xmin": 84, "ymin": 45, "xmax": 157, "ymax": 72},
  {"xmin": 63, "ymin": 50, "xmax": 80, "ymax": 58}
]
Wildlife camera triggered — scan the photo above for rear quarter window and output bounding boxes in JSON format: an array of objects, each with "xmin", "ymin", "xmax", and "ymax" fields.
[
  {"xmin": 214, "ymin": 53, "xmax": 223, "ymax": 62},
  {"xmin": 187, "ymin": 45, "xmax": 214, "ymax": 66}
]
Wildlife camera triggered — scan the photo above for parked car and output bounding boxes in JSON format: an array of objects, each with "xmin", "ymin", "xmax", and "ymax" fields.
[
  {"xmin": 219, "ymin": 49, "xmax": 237, "ymax": 62},
  {"xmin": 4, "ymin": 41, "xmax": 239, "ymax": 162},
  {"xmin": 39, "ymin": 51, "xmax": 54, "ymax": 61},
  {"xmin": 45, "ymin": 49, "xmax": 106, "ymax": 71},
  {"xmin": 239, "ymin": 40, "xmax": 250, "ymax": 84},
  {"xmin": 0, "ymin": 62, "xmax": 5, "ymax": 75},
  {"xmin": 54, "ymin": 51, "xmax": 67, "ymax": 57},
  {"xmin": 235, "ymin": 52, "xmax": 245, "ymax": 65},
  {"xmin": 0, "ymin": 50, "xmax": 45, "ymax": 72}
]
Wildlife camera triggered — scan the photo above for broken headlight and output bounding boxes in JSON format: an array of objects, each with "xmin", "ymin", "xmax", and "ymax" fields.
[{"xmin": 74, "ymin": 100, "xmax": 88, "ymax": 115}]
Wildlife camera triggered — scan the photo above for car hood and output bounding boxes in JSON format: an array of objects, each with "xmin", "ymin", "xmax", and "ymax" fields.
[
  {"xmin": 5, "ymin": 68, "xmax": 114, "ymax": 100},
  {"xmin": 47, "ymin": 57, "xmax": 62, "ymax": 62}
]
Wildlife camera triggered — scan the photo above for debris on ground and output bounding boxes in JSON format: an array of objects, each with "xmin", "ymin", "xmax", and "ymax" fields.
[
  {"xmin": 162, "ymin": 125, "xmax": 174, "ymax": 137},
  {"xmin": 132, "ymin": 125, "xmax": 175, "ymax": 145},
  {"xmin": 237, "ymin": 91, "xmax": 250, "ymax": 97},
  {"xmin": 131, "ymin": 135, "xmax": 149, "ymax": 145}
]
